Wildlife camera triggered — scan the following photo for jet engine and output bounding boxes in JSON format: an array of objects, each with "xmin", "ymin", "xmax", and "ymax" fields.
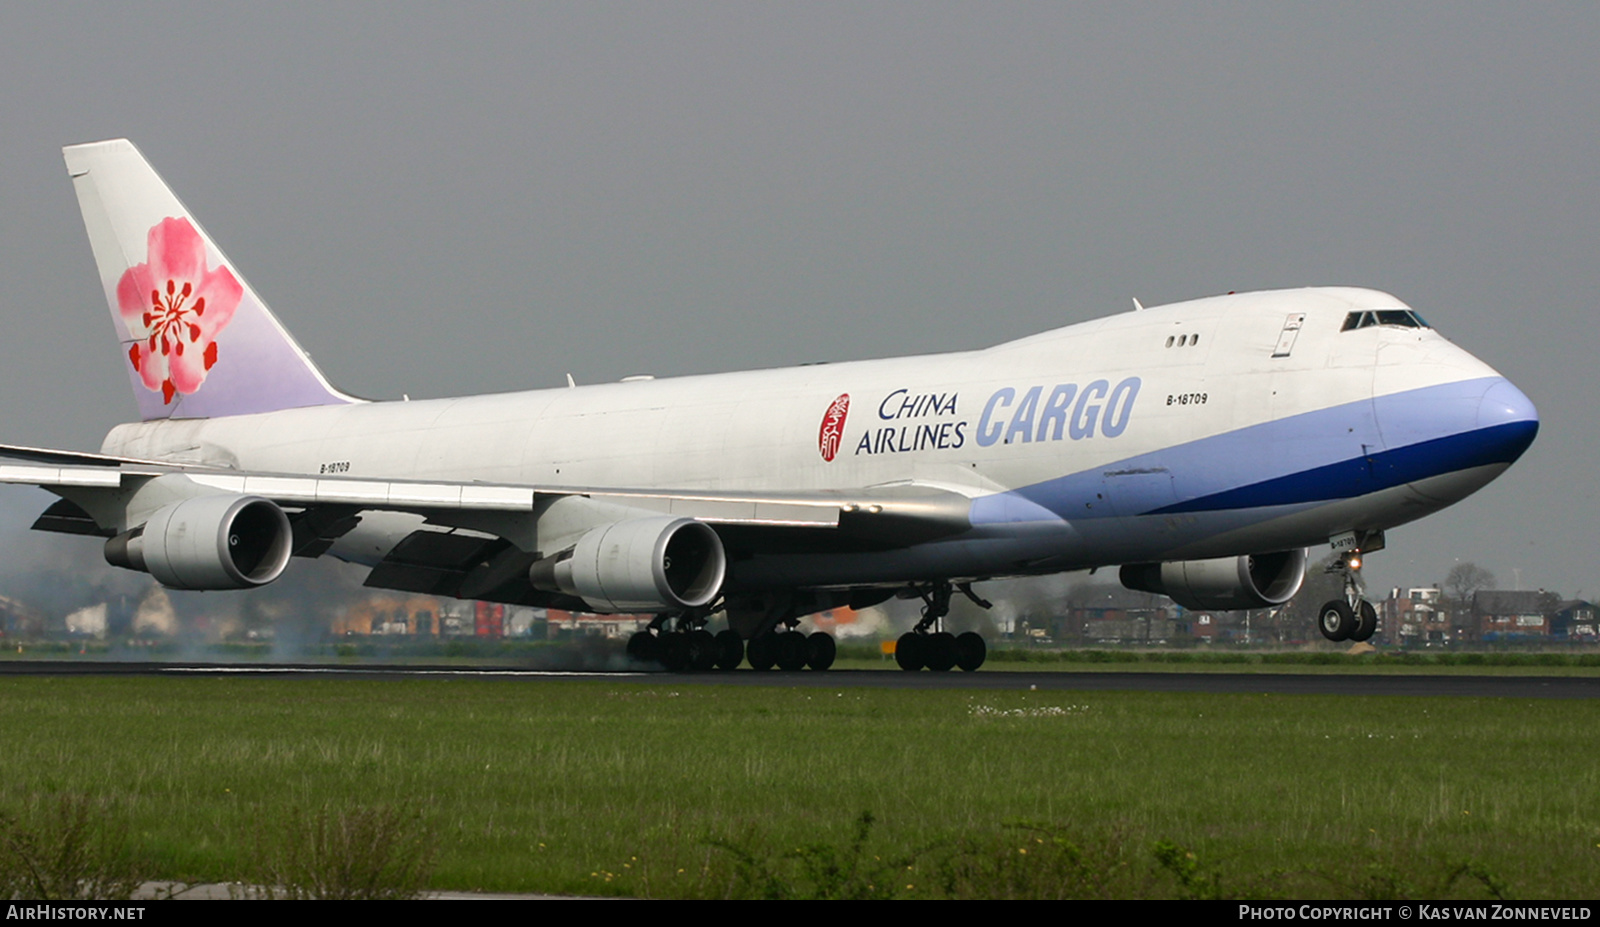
[
  {"xmin": 528, "ymin": 516, "xmax": 727, "ymax": 612},
  {"xmin": 104, "ymin": 494, "xmax": 293, "ymax": 590},
  {"xmin": 1119, "ymin": 549, "xmax": 1308, "ymax": 611}
]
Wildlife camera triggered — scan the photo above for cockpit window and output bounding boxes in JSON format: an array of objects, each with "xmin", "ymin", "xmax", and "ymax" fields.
[{"xmin": 1340, "ymin": 309, "xmax": 1430, "ymax": 332}]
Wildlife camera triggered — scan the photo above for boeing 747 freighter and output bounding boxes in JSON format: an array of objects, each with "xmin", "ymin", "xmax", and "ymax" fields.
[{"xmin": 0, "ymin": 139, "xmax": 1538, "ymax": 671}]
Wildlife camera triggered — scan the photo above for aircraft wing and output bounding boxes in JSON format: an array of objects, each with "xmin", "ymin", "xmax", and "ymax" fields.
[{"xmin": 0, "ymin": 442, "xmax": 973, "ymax": 603}]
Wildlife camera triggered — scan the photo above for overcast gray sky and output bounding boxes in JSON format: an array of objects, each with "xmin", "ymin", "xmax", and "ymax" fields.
[{"xmin": 0, "ymin": 2, "xmax": 1591, "ymax": 600}]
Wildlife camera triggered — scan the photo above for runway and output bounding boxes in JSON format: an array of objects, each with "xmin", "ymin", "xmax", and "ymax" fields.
[{"xmin": 0, "ymin": 660, "xmax": 1596, "ymax": 699}]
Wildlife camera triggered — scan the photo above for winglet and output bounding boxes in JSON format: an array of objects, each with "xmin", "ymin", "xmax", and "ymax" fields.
[{"xmin": 63, "ymin": 139, "xmax": 357, "ymax": 421}]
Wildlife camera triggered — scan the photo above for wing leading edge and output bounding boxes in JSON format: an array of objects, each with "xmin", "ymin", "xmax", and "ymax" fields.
[{"xmin": 0, "ymin": 443, "xmax": 973, "ymax": 604}]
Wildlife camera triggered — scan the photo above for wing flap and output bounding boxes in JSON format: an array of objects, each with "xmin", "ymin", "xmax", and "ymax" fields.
[
  {"xmin": 363, "ymin": 531, "xmax": 502, "ymax": 596},
  {"xmin": 0, "ymin": 464, "xmax": 124, "ymax": 488},
  {"xmin": 30, "ymin": 499, "xmax": 115, "ymax": 538}
]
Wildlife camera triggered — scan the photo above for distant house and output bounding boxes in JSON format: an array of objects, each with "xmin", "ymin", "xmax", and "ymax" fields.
[
  {"xmin": 543, "ymin": 609, "xmax": 651, "ymax": 639},
  {"xmin": 1551, "ymin": 600, "xmax": 1600, "ymax": 640},
  {"xmin": 1182, "ymin": 612, "xmax": 1220, "ymax": 641},
  {"xmin": 1073, "ymin": 602, "xmax": 1179, "ymax": 643},
  {"xmin": 0, "ymin": 594, "xmax": 49, "ymax": 638},
  {"xmin": 1382, "ymin": 587, "xmax": 1452, "ymax": 645},
  {"xmin": 1472, "ymin": 590, "xmax": 1554, "ymax": 640},
  {"xmin": 334, "ymin": 594, "xmax": 444, "ymax": 637}
]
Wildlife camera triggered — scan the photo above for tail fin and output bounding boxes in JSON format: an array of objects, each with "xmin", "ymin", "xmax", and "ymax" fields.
[{"xmin": 63, "ymin": 139, "xmax": 356, "ymax": 421}]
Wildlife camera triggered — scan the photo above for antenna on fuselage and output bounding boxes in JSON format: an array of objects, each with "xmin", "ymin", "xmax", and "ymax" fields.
[
  {"xmin": 566, "ymin": 373, "xmax": 576, "ymax": 388},
  {"xmin": 1131, "ymin": 298, "xmax": 1145, "ymax": 312}
]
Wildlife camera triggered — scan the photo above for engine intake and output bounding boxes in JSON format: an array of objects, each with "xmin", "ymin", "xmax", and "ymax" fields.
[
  {"xmin": 1119, "ymin": 549, "xmax": 1308, "ymax": 611},
  {"xmin": 105, "ymin": 494, "xmax": 293, "ymax": 590},
  {"xmin": 529, "ymin": 516, "xmax": 726, "ymax": 613}
]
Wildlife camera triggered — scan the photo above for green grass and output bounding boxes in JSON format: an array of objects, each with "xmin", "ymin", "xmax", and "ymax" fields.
[{"xmin": 0, "ymin": 676, "xmax": 1594, "ymax": 898}]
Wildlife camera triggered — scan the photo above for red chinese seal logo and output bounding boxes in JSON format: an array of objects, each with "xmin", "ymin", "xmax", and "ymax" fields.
[{"xmin": 818, "ymin": 394, "xmax": 850, "ymax": 462}]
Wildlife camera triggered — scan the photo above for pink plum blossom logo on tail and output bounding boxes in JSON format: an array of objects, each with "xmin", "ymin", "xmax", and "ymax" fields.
[
  {"xmin": 818, "ymin": 393, "xmax": 850, "ymax": 462},
  {"xmin": 115, "ymin": 217, "xmax": 241, "ymax": 404}
]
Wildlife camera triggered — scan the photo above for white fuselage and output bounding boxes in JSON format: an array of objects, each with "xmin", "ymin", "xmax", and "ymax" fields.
[{"xmin": 96, "ymin": 287, "xmax": 1534, "ymax": 592}]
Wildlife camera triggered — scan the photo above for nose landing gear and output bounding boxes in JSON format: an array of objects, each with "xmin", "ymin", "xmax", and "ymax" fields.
[{"xmin": 1317, "ymin": 547, "xmax": 1378, "ymax": 643}]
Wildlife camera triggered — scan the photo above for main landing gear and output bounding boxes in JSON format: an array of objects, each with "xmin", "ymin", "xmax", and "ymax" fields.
[
  {"xmin": 626, "ymin": 608, "xmax": 836, "ymax": 672},
  {"xmin": 745, "ymin": 625, "xmax": 835, "ymax": 672},
  {"xmin": 895, "ymin": 581, "xmax": 989, "ymax": 672},
  {"xmin": 626, "ymin": 611, "xmax": 726, "ymax": 671},
  {"xmin": 1317, "ymin": 549, "xmax": 1378, "ymax": 643}
]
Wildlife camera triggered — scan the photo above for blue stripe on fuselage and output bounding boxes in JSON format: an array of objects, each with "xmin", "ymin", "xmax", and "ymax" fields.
[
  {"xmin": 969, "ymin": 377, "xmax": 1537, "ymax": 525},
  {"xmin": 1147, "ymin": 419, "xmax": 1536, "ymax": 515}
]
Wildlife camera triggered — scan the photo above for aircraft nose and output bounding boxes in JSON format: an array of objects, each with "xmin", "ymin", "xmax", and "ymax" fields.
[
  {"xmin": 1370, "ymin": 374, "xmax": 1538, "ymax": 500},
  {"xmin": 1475, "ymin": 377, "xmax": 1539, "ymax": 464}
]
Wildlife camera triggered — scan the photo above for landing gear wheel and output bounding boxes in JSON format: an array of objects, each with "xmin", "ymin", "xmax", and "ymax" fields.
[
  {"xmin": 806, "ymin": 632, "xmax": 836, "ymax": 671},
  {"xmin": 714, "ymin": 630, "xmax": 745, "ymax": 670},
  {"xmin": 954, "ymin": 632, "xmax": 987, "ymax": 671},
  {"xmin": 1318, "ymin": 600, "xmax": 1355, "ymax": 642},
  {"xmin": 689, "ymin": 629, "xmax": 718, "ymax": 671},
  {"xmin": 746, "ymin": 634, "xmax": 777, "ymax": 671},
  {"xmin": 895, "ymin": 632, "xmax": 925, "ymax": 671},
  {"xmin": 1352, "ymin": 601, "xmax": 1378, "ymax": 643},
  {"xmin": 660, "ymin": 632, "xmax": 692, "ymax": 671},
  {"xmin": 775, "ymin": 631, "xmax": 809, "ymax": 671},
  {"xmin": 925, "ymin": 631, "xmax": 958, "ymax": 672},
  {"xmin": 627, "ymin": 630, "xmax": 660, "ymax": 665}
]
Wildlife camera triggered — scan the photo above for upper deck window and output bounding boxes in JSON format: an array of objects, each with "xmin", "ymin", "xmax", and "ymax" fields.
[{"xmin": 1340, "ymin": 309, "xmax": 1430, "ymax": 332}]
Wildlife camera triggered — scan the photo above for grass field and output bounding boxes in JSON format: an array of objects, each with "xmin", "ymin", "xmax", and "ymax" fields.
[{"xmin": 0, "ymin": 674, "xmax": 1594, "ymax": 899}]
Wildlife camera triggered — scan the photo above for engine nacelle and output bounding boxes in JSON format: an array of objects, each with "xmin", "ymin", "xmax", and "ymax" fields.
[
  {"xmin": 1119, "ymin": 549, "xmax": 1308, "ymax": 611},
  {"xmin": 529, "ymin": 516, "xmax": 726, "ymax": 612},
  {"xmin": 104, "ymin": 494, "xmax": 293, "ymax": 591}
]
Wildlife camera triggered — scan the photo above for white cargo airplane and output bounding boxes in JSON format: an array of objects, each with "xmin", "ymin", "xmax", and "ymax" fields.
[{"xmin": 3, "ymin": 139, "xmax": 1538, "ymax": 671}]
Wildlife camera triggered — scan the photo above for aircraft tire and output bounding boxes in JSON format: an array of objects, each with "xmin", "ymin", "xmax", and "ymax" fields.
[
  {"xmin": 660, "ymin": 632, "xmax": 692, "ymax": 671},
  {"xmin": 689, "ymin": 629, "xmax": 719, "ymax": 671},
  {"xmin": 627, "ymin": 631, "xmax": 660, "ymax": 665},
  {"xmin": 714, "ymin": 629, "xmax": 745, "ymax": 670},
  {"xmin": 954, "ymin": 632, "xmax": 986, "ymax": 671},
  {"xmin": 775, "ymin": 631, "xmax": 809, "ymax": 671},
  {"xmin": 1318, "ymin": 601, "xmax": 1355, "ymax": 642},
  {"xmin": 895, "ymin": 633, "xmax": 925, "ymax": 671},
  {"xmin": 925, "ymin": 632, "xmax": 958, "ymax": 671},
  {"xmin": 1352, "ymin": 601, "xmax": 1378, "ymax": 642},
  {"xmin": 806, "ymin": 632, "xmax": 836, "ymax": 671},
  {"xmin": 747, "ymin": 633, "xmax": 777, "ymax": 671}
]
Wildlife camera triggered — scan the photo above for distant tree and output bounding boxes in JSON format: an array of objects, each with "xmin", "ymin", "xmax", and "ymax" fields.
[{"xmin": 1444, "ymin": 562, "xmax": 1496, "ymax": 611}]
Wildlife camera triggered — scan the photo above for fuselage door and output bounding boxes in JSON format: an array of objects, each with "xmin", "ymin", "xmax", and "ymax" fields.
[{"xmin": 1271, "ymin": 313, "xmax": 1307, "ymax": 358}]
